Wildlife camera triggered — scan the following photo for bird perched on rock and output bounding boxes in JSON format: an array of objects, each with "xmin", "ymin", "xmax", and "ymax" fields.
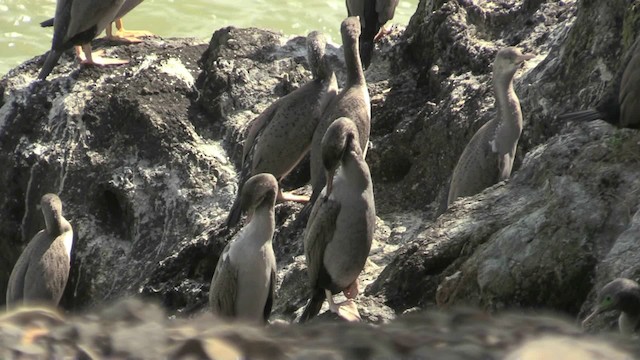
[
  {"xmin": 38, "ymin": 0, "xmax": 129, "ymax": 80},
  {"xmin": 346, "ymin": 0, "xmax": 399, "ymax": 69},
  {"xmin": 557, "ymin": 37, "xmax": 640, "ymax": 129},
  {"xmin": 224, "ymin": 31, "xmax": 338, "ymax": 229},
  {"xmin": 307, "ymin": 17, "xmax": 371, "ymax": 212},
  {"xmin": 300, "ymin": 117, "xmax": 375, "ymax": 323},
  {"xmin": 210, "ymin": 173, "xmax": 278, "ymax": 324},
  {"xmin": 446, "ymin": 47, "xmax": 534, "ymax": 208},
  {"xmin": 582, "ymin": 278, "xmax": 640, "ymax": 335},
  {"xmin": 6, "ymin": 194, "xmax": 74, "ymax": 309},
  {"xmin": 40, "ymin": 0, "xmax": 151, "ymax": 43}
]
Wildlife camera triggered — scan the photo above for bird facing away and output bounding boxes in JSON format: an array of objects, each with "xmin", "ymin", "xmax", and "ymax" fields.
[
  {"xmin": 308, "ymin": 16, "xmax": 371, "ymax": 211},
  {"xmin": 300, "ymin": 117, "xmax": 375, "ymax": 323},
  {"xmin": 582, "ymin": 278, "xmax": 640, "ymax": 335},
  {"xmin": 38, "ymin": 0, "xmax": 129, "ymax": 80},
  {"xmin": 446, "ymin": 47, "xmax": 534, "ymax": 208},
  {"xmin": 106, "ymin": 0, "xmax": 153, "ymax": 42},
  {"xmin": 346, "ymin": 0, "xmax": 399, "ymax": 69},
  {"xmin": 210, "ymin": 173, "xmax": 278, "ymax": 324},
  {"xmin": 224, "ymin": 31, "xmax": 338, "ymax": 228},
  {"xmin": 557, "ymin": 36, "xmax": 640, "ymax": 129},
  {"xmin": 6, "ymin": 194, "xmax": 74, "ymax": 309}
]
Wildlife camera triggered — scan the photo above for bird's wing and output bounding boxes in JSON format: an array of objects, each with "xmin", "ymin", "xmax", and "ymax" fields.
[
  {"xmin": 376, "ymin": 0, "xmax": 399, "ymax": 24},
  {"xmin": 303, "ymin": 195, "xmax": 341, "ymax": 287},
  {"xmin": 65, "ymin": 0, "xmax": 123, "ymax": 42},
  {"xmin": 263, "ymin": 268, "xmax": 276, "ymax": 322},
  {"xmin": 209, "ymin": 243, "xmax": 238, "ymax": 317},
  {"xmin": 242, "ymin": 101, "xmax": 281, "ymax": 166}
]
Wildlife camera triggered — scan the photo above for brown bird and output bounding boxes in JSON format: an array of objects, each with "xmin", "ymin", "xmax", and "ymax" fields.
[
  {"xmin": 346, "ymin": 0, "xmax": 399, "ymax": 69},
  {"xmin": 447, "ymin": 47, "xmax": 534, "ymax": 208},
  {"xmin": 6, "ymin": 194, "xmax": 74, "ymax": 309},
  {"xmin": 557, "ymin": 37, "xmax": 640, "ymax": 129},
  {"xmin": 224, "ymin": 31, "xmax": 338, "ymax": 228},
  {"xmin": 210, "ymin": 174, "xmax": 278, "ymax": 324},
  {"xmin": 307, "ymin": 16, "xmax": 371, "ymax": 211},
  {"xmin": 300, "ymin": 117, "xmax": 375, "ymax": 323}
]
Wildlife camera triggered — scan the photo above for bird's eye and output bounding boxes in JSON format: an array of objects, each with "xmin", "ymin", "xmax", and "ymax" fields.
[{"xmin": 603, "ymin": 295, "xmax": 612, "ymax": 304}]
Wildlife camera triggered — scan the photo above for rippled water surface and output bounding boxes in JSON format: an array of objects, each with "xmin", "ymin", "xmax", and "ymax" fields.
[{"xmin": 0, "ymin": 0, "xmax": 418, "ymax": 75}]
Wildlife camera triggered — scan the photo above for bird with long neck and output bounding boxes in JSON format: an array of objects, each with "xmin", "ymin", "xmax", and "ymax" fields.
[
  {"xmin": 446, "ymin": 47, "xmax": 534, "ymax": 208},
  {"xmin": 38, "ymin": 0, "xmax": 129, "ymax": 80},
  {"xmin": 6, "ymin": 193, "xmax": 74, "ymax": 309},
  {"xmin": 224, "ymin": 31, "xmax": 338, "ymax": 229},
  {"xmin": 210, "ymin": 173, "xmax": 278, "ymax": 323},
  {"xmin": 307, "ymin": 16, "xmax": 371, "ymax": 212},
  {"xmin": 557, "ymin": 36, "xmax": 640, "ymax": 129},
  {"xmin": 346, "ymin": 0, "xmax": 399, "ymax": 69},
  {"xmin": 300, "ymin": 117, "xmax": 375, "ymax": 323},
  {"xmin": 582, "ymin": 278, "xmax": 640, "ymax": 335}
]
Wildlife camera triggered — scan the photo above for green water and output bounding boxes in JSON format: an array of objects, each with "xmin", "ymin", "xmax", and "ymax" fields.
[{"xmin": 0, "ymin": 0, "xmax": 418, "ymax": 76}]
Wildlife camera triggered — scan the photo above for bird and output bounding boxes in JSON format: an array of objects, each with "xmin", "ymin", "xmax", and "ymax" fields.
[
  {"xmin": 210, "ymin": 173, "xmax": 278, "ymax": 324},
  {"xmin": 446, "ymin": 47, "xmax": 534, "ymax": 208},
  {"xmin": 299, "ymin": 117, "xmax": 375, "ymax": 323},
  {"xmin": 582, "ymin": 278, "xmax": 640, "ymax": 335},
  {"xmin": 38, "ymin": 0, "xmax": 129, "ymax": 80},
  {"xmin": 557, "ymin": 37, "xmax": 640, "ymax": 129},
  {"xmin": 41, "ymin": 0, "xmax": 151, "ymax": 43},
  {"xmin": 105, "ymin": 0, "xmax": 153, "ymax": 42},
  {"xmin": 224, "ymin": 31, "xmax": 338, "ymax": 228},
  {"xmin": 6, "ymin": 193, "xmax": 74, "ymax": 309},
  {"xmin": 307, "ymin": 16, "xmax": 371, "ymax": 212},
  {"xmin": 346, "ymin": 0, "xmax": 399, "ymax": 69}
]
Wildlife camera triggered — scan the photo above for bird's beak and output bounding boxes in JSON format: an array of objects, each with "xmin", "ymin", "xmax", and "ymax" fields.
[
  {"xmin": 581, "ymin": 307, "xmax": 602, "ymax": 328},
  {"xmin": 325, "ymin": 170, "xmax": 335, "ymax": 197},
  {"xmin": 517, "ymin": 53, "xmax": 535, "ymax": 63}
]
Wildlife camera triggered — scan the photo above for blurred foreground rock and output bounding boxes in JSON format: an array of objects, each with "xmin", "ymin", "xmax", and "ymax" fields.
[{"xmin": 1, "ymin": 299, "xmax": 639, "ymax": 359}]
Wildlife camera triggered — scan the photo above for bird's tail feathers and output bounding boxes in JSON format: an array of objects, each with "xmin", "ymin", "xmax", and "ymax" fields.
[
  {"xmin": 38, "ymin": 49, "xmax": 62, "ymax": 80},
  {"xmin": 299, "ymin": 288, "xmax": 325, "ymax": 323},
  {"xmin": 40, "ymin": 18, "xmax": 54, "ymax": 27},
  {"xmin": 556, "ymin": 109, "xmax": 604, "ymax": 123}
]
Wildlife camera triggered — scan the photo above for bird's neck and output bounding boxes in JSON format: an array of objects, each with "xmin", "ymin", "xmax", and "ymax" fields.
[
  {"xmin": 618, "ymin": 311, "xmax": 640, "ymax": 335},
  {"xmin": 313, "ymin": 58, "xmax": 334, "ymax": 82},
  {"xmin": 244, "ymin": 203, "xmax": 275, "ymax": 246},
  {"xmin": 344, "ymin": 40, "xmax": 365, "ymax": 86},
  {"xmin": 45, "ymin": 211, "xmax": 71, "ymax": 237},
  {"xmin": 339, "ymin": 147, "xmax": 371, "ymax": 189},
  {"xmin": 493, "ymin": 71, "xmax": 523, "ymax": 135}
]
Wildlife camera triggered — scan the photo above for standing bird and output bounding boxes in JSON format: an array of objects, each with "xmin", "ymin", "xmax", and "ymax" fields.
[
  {"xmin": 300, "ymin": 118, "xmax": 375, "ymax": 323},
  {"xmin": 307, "ymin": 17, "xmax": 371, "ymax": 210},
  {"xmin": 41, "ymin": 0, "xmax": 152, "ymax": 43},
  {"xmin": 346, "ymin": 0, "xmax": 399, "ymax": 69},
  {"xmin": 582, "ymin": 278, "xmax": 640, "ymax": 335},
  {"xmin": 6, "ymin": 194, "xmax": 74, "ymax": 309},
  {"xmin": 38, "ymin": 0, "xmax": 128, "ymax": 80},
  {"xmin": 557, "ymin": 37, "xmax": 640, "ymax": 129},
  {"xmin": 224, "ymin": 31, "xmax": 338, "ymax": 228},
  {"xmin": 210, "ymin": 174, "xmax": 278, "ymax": 324},
  {"xmin": 446, "ymin": 47, "xmax": 534, "ymax": 208},
  {"xmin": 106, "ymin": 0, "xmax": 153, "ymax": 42}
]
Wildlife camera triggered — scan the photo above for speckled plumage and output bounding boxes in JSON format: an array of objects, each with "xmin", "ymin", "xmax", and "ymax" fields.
[
  {"xmin": 308, "ymin": 17, "xmax": 371, "ymax": 209},
  {"xmin": 447, "ymin": 47, "xmax": 534, "ymax": 208},
  {"xmin": 225, "ymin": 31, "xmax": 338, "ymax": 228}
]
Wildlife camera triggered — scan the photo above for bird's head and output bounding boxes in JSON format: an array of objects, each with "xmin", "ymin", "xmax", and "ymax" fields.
[
  {"xmin": 240, "ymin": 173, "xmax": 278, "ymax": 222},
  {"xmin": 321, "ymin": 117, "xmax": 360, "ymax": 196},
  {"xmin": 493, "ymin": 47, "xmax": 534, "ymax": 79}
]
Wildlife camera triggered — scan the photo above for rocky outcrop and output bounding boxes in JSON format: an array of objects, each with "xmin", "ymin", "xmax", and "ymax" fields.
[
  {"xmin": 0, "ymin": 0, "xmax": 639, "ymax": 348},
  {"xmin": 2, "ymin": 299, "xmax": 640, "ymax": 359}
]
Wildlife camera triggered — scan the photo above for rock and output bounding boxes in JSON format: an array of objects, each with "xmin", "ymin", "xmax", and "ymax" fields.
[
  {"xmin": 2, "ymin": 300, "xmax": 640, "ymax": 359},
  {"xmin": 0, "ymin": 0, "xmax": 639, "ymax": 351}
]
